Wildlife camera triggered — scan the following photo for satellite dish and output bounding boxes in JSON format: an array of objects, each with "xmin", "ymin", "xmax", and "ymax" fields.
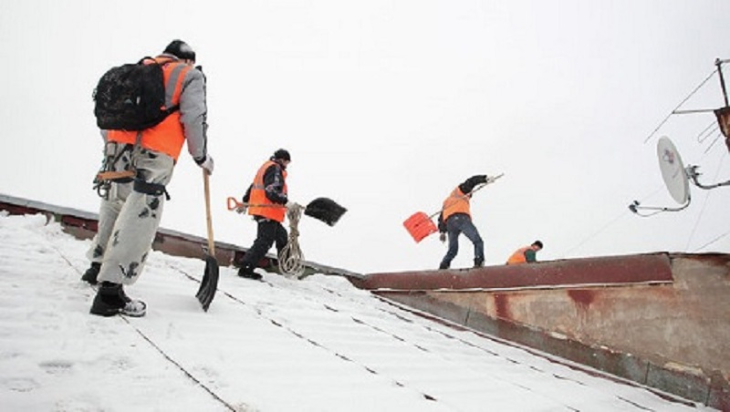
[
  {"xmin": 657, "ymin": 136, "xmax": 689, "ymax": 204},
  {"xmin": 629, "ymin": 136, "xmax": 691, "ymax": 217}
]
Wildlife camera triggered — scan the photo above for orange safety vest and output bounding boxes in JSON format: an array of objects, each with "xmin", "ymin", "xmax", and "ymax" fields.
[
  {"xmin": 507, "ymin": 246, "xmax": 531, "ymax": 265},
  {"xmin": 106, "ymin": 57, "xmax": 192, "ymax": 161},
  {"xmin": 441, "ymin": 187, "xmax": 471, "ymax": 221},
  {"xmin": 248, "ymin": 160, "xmax": 288, "ymax": 222}
]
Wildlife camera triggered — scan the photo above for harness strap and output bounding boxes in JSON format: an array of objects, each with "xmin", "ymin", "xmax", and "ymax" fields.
[
  {"xmin": 93, "ymin": 143, "xmax": 136, "ymax": 199},
  {"xmin": 133, "ymin": 179, "xmax": 171, "ymax": 200}
]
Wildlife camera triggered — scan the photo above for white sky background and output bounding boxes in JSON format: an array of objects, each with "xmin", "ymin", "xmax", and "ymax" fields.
[{"xmin": 1, "ymin": 0, "xmax": 730, "ymax": 274}]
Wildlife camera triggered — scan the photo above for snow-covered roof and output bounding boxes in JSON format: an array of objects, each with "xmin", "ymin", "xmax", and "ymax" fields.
[{"xmin": 0, "ymin": 212, "xmax": 712, "ymax": 411}]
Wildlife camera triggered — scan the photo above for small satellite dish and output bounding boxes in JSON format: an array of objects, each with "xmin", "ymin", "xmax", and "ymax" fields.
[
  {"xmin": 657, "ymin": 136, "xmax": 689, "ymax": 204},
  {"xmin": 629, "ymin": 136, "xmax": 691, "ymax": 216}
]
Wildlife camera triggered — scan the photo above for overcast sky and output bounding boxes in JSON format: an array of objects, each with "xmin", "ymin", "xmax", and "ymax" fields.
[{"xmin": 1, "ymin": 0, "xmax": 729, "ymax": 274}]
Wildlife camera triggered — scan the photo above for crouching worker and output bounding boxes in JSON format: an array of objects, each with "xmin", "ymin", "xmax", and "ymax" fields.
[
  {"xmin": 236, "ymin": 149, "xmax": 298, "ymax": 280},
  {"xmin": 506, "ymin": 240, "xmax": 543, "ymax": 265},
  {"xmin": 85, "ymin": 40, "xmax": 213, "ymax": 317}
]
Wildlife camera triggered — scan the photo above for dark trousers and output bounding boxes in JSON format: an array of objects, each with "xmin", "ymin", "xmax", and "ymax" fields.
[
  {"xmin": 241, "ymin": 218, "xmax": 288, "ymax": 269},
  {"xmin": 439, "ymin": 214, "xmax": 484, "ymax": 269}
]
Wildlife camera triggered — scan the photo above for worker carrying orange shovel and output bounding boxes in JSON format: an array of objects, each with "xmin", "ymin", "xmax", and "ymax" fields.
[{"xmin": 403, "ymin": 174, "xmax": 502, "ymax": 269}]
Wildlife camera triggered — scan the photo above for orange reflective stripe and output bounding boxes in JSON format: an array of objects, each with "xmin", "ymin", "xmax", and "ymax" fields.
[{"xmin": 167, "ymin": 64, "xmax": 190, "ymax": 107}]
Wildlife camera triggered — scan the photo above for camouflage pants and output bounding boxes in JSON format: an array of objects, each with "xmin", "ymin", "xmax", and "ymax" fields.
[{"xmin": 88, "ymin": 142, "xmax": 175, "ymax": 285}]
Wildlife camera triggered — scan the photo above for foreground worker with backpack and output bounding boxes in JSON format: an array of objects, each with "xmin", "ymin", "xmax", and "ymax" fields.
[
  {"xmin": 83, "ymin": 40, "xmax": 214, "ymax": 317},
  {"xmin": 506, "ymin": 240, "xmax": 543, "ymax": 265},
  {"xmin": 437, "ymin": 175, "xmax": 489, "ymax": 270},
  {"xmin": 235, "ymin": 149, "xmax": 299, "ymax": 280}
]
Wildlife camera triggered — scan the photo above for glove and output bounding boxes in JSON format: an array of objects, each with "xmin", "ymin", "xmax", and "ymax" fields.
[
  {"xmin": 477, "ymin": 174, "xmax": 489, "ymax": 184},
  {"xmin": 285, "ymin": 200, "xmax": 301, "ymax": 210},
  {"xmin": 235, "ymin": 205, "xmax": 248, "ymax": 214},
  {"xmin": 196, "ymin": 154, "xmax": 214, "ymax": 175},
  {"xmin": 439, "ymin": 233, "xmax": 447, "ymax": 243}
]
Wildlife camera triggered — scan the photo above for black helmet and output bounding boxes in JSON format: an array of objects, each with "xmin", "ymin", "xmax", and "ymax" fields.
[
  {"xmin": 272, "ymin": 149, "xmax": 291, "ymax": 161},
  {"xmin": 163, "ymin": 40, "xmax": 196, "ymax": 62}
]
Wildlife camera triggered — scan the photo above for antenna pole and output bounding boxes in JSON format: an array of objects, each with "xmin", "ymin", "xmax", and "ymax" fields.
[{"xmin": 716, "ymin": 58, "xmax": 729, "ymax": 107}]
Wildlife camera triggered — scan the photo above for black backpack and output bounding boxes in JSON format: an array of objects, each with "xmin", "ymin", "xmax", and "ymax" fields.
[{"xmin": 93, "ymin": 57, "xmax": 178, "ymax": 131}]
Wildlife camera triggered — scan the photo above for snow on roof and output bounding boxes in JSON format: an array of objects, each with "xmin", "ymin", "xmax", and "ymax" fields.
[{"xmin": 0, "ymin": 212, "xmax": 711, "ymax": 411}]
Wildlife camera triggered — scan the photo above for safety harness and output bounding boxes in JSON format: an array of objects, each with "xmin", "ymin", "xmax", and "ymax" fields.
[{"xmin": 93, "ymin": 139, "xmax": 170, "ymax": 201}]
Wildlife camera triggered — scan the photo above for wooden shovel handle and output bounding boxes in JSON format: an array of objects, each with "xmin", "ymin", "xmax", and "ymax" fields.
[
  {"xmin": 96, "ymin": 170, "xmax": 136, "ymax": 181},
  {"xmin": 203, "ymin": 171, "xmax": 215, "ymax": 255},
  {"xmin": 226, "ymin": 196, "xmax": 286, "ymax": 211}
]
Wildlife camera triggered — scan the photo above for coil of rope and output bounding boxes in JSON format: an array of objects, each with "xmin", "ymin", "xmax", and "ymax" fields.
[{"xmin": 279, "ymin": 203, "xmax": 306, "ymax": 278}]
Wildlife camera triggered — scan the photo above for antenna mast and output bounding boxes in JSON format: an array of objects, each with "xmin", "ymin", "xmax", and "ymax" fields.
[
  {"xmin": 713, "ymin": 58, "xmax": 730, "ymax": 152},
  {"xmin": 716, "ymin": 58, "xmax": 730, "ymax": 107},
  {"xmin": 632, "ymin": 59, "xmax": 730, "ymax": 218},
  {"xmin": 687, "ymin": 58, "xmax": 730, "ymax": 189}
]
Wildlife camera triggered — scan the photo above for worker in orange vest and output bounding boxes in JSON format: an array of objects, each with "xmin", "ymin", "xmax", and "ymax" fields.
[
  {"xmin": 506, "ymin": 241, "xmax": 544, "ymax": 265},
  {"xmin": 236, "ymin": 149, "xmax": 299, "ymax": 280},
  {"xmin": 85, "ymin": 40, "xmax": 213, "ymax": 318},
  {"xmin": 437, "ymin": 175, "xmax": 489, "ymax": 269}
]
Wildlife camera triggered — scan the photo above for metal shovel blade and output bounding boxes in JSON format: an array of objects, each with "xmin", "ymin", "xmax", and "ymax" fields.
[
  {"xmin": 304, "ymin": 197, "xmax": 347, "ymax": 226},
  {"xmin": 196, "ymin": 254, "xmax": 219, "ymax": 312}
]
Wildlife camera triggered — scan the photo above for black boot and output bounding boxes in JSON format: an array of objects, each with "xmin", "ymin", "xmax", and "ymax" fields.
[
  {"xmin": 237, "ymin": 265, "xmax": 262, "ymax": 281},
  {"xmin": 473, "ymin": 258, "xmax": 484, "ymax": 268},
  {"xmin": 90, "ymin": 282, "xmax": 146, "ymax": 317},
  {"xmin": 81, "ymin": 262, "xmax": 101, "ymax": 285}
]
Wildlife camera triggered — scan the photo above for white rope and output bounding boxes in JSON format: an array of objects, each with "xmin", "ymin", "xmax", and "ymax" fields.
[{"xmin": 279, "ymin": 204, "xmax": 306, "ymax": 279}]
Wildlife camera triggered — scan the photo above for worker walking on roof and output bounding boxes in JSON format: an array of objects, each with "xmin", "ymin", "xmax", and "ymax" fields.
[
  {"xmin": 437, "ymin": 175, "xmax": 489, "ymax": 270},
  {"xmin": 506, "ymin": 240, "xmax": 543, "ymax": 265},
  {"xmin": 235, "ymin": 149, "xmax": 299, "ymax": 280},
  {"xmin": 84, "ymin": 40, "xmax": 213, "ymax": 318}
]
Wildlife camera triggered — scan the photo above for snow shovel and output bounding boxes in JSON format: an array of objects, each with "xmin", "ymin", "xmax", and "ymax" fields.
[
  {"xmin": 403, "ymin": 210, "xmax": 440, "ymax": 243},
  {"xmin": 302, "ymin": 197, "xmax": 347, "ymax": 226},
  {"xmin": 404, "ymin": 173, "xmax": 503, "ymax": 243},
  {"xmin": 196, "ymin": 171, "xmax": 219, "ymax": 311},
  {"xmin": 226, "ymin": 196, "xmax": 347, "ymax": 226}
]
